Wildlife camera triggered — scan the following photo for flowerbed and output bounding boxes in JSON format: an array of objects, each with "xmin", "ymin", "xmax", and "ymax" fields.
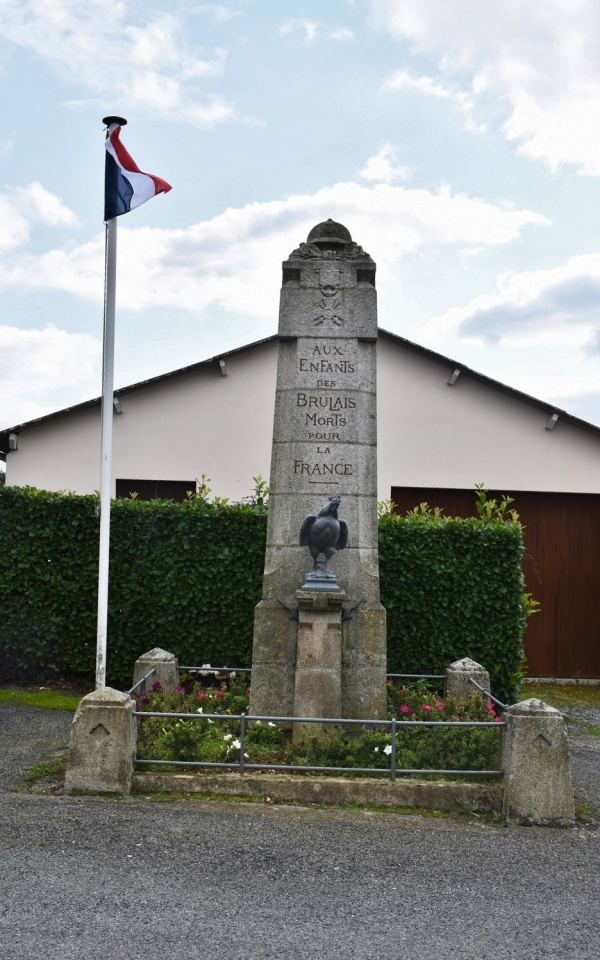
[{"xmin": 134, "ymin": 673, "xmax": 503, "ymax": 775}]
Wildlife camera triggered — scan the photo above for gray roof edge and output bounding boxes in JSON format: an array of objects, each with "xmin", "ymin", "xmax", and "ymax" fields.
[
  {"xmin": 378, "ymin": 327, "xmax": 600, "ymax": 437},
  {"xmin": 2, "ymin": 328, "xmax": 599, "ymax": 449},
  {"xmin": 0, "ymin": 333, "xmax": 279, "ymax": 449}
]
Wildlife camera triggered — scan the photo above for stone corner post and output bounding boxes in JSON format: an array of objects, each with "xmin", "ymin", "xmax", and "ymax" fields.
[
  {"xmin": 133, "ymin": 647, "xmax": 179, "ymax": 692},
  {"xmin": 501, "ymin": 698, "xmax": 575, "ymax": 825},
  {"xmin": 444, "ymin": 657, "xmax": 491, "ymax": 699},
  {"xmin": 65, "ymin": 688, "xmax": 136, "ymax": 796}
]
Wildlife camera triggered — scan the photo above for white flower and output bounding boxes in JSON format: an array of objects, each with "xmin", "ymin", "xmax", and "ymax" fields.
[
  {"xmin": 244, "ymin": 753, "xmax": 249, "ymax": 760},
  {"xmin": 230, "ymin": 672, "xmax": 236, "ymax": 679},
  {"xmin": 232, "ymin": 739, "xmax": 241, "ymax": 750},
  {"xmin": 267, "ymin": 722, "xmax": 276, "ymax": 728},
  {"xmin": 383, "ymin": 744, "xmax": 393, "ymax": 756},
  {"xmin": 208, "ymin": 719, "xmax": 214, "ymax": 725},
  {"xmin": 196, "ymin": 707, "xmax": 203, "ymax": 714},
  {"xmin": 223, "ymin": 734, "xmax": 233, "ymax": 741},
  {"xmin": 374, "ymin": 747, "xmax": 379, "ymax": 753}
]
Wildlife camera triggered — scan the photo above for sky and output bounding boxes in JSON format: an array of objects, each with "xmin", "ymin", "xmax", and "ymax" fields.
[{"xmin": 3, "ymin": 0, "xmax": 600, "ymax": 468}]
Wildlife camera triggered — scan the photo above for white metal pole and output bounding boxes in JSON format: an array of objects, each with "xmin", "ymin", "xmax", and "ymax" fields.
[{"xmin": 96, "ymin": 211, "xmax": 117, "ymax": 690}]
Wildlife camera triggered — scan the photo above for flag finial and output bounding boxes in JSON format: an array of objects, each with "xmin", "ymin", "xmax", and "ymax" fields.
[{"xmin": 102, "ymin": 116, "xmax": 127, "ymax": 128}]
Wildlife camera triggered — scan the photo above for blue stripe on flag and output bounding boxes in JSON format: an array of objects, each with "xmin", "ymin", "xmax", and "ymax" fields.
[{"xmin": 104, "ymin": 152, "xmax": 134, "ymax": 220}]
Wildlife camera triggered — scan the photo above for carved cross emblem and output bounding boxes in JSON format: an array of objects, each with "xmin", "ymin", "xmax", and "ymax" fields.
[{"xmin": 313, "ymin": 285, "xmax": 343, "ymax": 326}]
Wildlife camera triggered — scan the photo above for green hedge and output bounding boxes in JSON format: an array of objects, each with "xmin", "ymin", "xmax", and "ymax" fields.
[
  {"xmin": 0, "ymin": 486, "xmax": 528, "ymax": 701},
  {"xmin": 379, "ymin": 511, "xmax": 527, "ymax": 703}
]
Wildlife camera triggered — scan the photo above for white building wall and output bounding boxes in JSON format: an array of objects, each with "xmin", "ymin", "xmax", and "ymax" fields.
[
  {"xmin": 5, "ymin": 334, "xmax": 600, "ymax": 498},
  {"xmin": 5, "ymin": 341, "xmax": 277, "ymax": 502},
  {"xmin": 377, "ymin": 335, "xmax": 600, "ymax": 496}
]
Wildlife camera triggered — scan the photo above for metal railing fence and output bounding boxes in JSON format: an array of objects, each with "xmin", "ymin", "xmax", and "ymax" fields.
[
  {"xmin": 133, "ymin": 709, "xmax": 504, "ymax": 780},
  {"xmin": 127, "ymin": 667, "xmax": 156, "ymax": 696}
]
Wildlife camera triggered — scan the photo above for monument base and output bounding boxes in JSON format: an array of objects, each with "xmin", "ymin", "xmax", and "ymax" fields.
[
  {"xmin": 293, "ymin": 590, "xmax": 345, "ymax": 743},
  {"xmin": 299, "ymin": 572, "xmax": 342, "ymax": 593}
]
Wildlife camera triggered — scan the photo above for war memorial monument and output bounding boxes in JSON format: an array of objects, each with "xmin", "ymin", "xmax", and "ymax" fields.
[{"xmin": 249, "ymin": 219, "xmax": 387, "ymax": 732}]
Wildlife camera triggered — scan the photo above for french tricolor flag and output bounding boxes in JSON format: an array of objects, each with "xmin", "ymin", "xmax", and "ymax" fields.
[{"xmin": 104, "ymin": 123, "xmax": 172, "ymax": 221}]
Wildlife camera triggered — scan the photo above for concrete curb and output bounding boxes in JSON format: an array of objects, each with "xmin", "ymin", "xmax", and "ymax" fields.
[{"xmin": 133, "ymin": 771, "xmax": 503, "ymax": 813}]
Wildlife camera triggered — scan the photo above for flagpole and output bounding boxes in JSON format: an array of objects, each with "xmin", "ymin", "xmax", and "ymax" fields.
[{"xmin": 96, "ymin": 115, "xmax": 127, "ymax": 690}]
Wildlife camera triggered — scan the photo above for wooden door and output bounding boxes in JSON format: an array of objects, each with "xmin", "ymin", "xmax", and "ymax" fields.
[{"xmin": 390, "ymin": 487, "xmax": 600, "ymax": 679}]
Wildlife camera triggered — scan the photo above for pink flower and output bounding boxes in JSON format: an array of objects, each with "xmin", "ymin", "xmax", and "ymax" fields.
[
  {"xmin": 151, "ymin": 681, "xmax": 162, "ymax": 692},
  {"xmin": 421, "ymin": 704, "xmax": 433, "ymax": 712},
  {"xmin": 214, "ymin": 690, "xmax": 224, "ymax": 696},
  {"xmin": 494, "ymin": 717, "xmax": 503, "ymax": 723},
  {"xmin": 435, "ymin": 700, "xmax": 444, "ymax": 712},
  {"xmin": 197, "ymin": 692, "xmax": 205, "ymax": 700},
  {"xmin": 400, "ymin": 705, "xmax": 412, "ymax": 714}
]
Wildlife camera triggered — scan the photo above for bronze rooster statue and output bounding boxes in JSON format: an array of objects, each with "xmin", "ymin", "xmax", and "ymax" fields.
[{"xmin": 300, "ymin": 494, "xmax": 348, "ymax": 579}]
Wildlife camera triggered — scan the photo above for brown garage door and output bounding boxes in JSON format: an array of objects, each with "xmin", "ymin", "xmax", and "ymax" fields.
[{"xmin": 391, "ymin": 487, "xmax": 600, "ymax": 680}]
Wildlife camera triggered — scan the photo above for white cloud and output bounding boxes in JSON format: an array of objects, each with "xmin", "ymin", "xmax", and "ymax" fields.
[
  {"xmin": 382, "ymin": 70, "xmax": 485, "ymax": 134},
  {"xmin": 0, "ymin": 196, "xmax": 31, "ymax": 252},
  {"xmin": 421, "ymin": 253, "xmax": 600, "ymax": 349},
  {"xmin": 359, "ymin": 144, "xmax": 413, "ymax": 183},
  {"xmin": 0, "ymin": 180, "xmax": 548, "ymax": 315},
  {"xmin": 12, "ymin": 182, "xmax": 79, "ymax": 227},
  {"xmin": 0, "ymin": 184, "xmax": 78, "ymax": 251},
  {"xmin": 0, "ymin": 1, "xmax": 236, "ymax": 129},
  {"xmin": 279, "ymin": 19, "xmax": 354, "ymax": 43},
  {"xmin": 196, "ymin": 5, "xmax": 243, "ymax": 23},
  {"xmin": 0, "ymin": 324, "xmax": 101, "ymax": 428},
  {"xmin": 370, "ymin": 0, "xmax": 600, "ymax": 174}
]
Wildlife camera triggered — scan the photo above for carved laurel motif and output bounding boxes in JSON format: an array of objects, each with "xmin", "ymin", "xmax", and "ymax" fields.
[{"xmin": 288, "ymin": 241, "xmax": 373, "ymax": 261}]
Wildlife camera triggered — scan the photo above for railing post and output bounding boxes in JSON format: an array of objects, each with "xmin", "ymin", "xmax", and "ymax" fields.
[
  {"xmin": 445, "ymin": 657, "xmax": 491, "ymax": 700},
  {"xmin": 391, "ymin": 717, "xmax": 397, "ymax": 782},
  {"xmin": 65, "ymin": 688, "xmax": 136, "ymax": 795},
  {"xmin": 240, "ymin": 712, "xmax": 246, "ymax": 775},
  {"xmin": 132, "ymin": 648, "xmax": 179, "ymax": 692},
  {"xmin": 502, "ymin": 699, "xmax": 574, "ymax": 824}
]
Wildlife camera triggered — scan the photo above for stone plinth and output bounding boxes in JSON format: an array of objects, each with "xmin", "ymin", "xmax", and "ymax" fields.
[
  {"xmin": 250, "ymin": 220, "xmax": 387, "ymax": 724},
  {"xmin": 501, "ymin": 698, "xmax": 575, "ymax": 824},
  {"xmin": 293, "ymin": 590, "xmax": 345, "ymax": 742},
  {"xmin": 133, "ymin": 647, "xmax": 179, "ymax": 692},
  {"xmin": 65, "ymin": 688, "xmax": 136, "ymax": 795},
  {"xmin": 445, "ymin": 657, "xmax": 491, "ymax": 700}
]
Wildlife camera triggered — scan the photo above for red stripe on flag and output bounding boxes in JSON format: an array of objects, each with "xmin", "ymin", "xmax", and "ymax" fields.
[{"xmin": 109, "ymin": 127, "xmax": 172, "ymax": 196}]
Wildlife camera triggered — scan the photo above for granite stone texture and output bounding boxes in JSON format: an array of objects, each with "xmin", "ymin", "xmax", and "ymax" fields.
[
  {"xmin": 132, "ymin": 647, "xmax": 179, "ymax": 692},
  {"xmin": 444, "ymin": 657, "xmax": 492, "ymax": 700},
  {"xmin": 251, "ymin": 222, "xmax": 387, "ymax": 723},
  {"xmin": 64, "ymin": 688, "xmax": 135, "ymax": 796},
  {"xmin": 502, "ymin": 698, "xmax": 575, "ymax": 824}
]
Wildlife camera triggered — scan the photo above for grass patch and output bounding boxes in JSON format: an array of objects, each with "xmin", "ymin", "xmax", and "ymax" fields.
[
  {"xmin": 0, "ymin": 689, "xmax": 82, "ymax": 711},
  {"xmin": 524, "ymin": 683, "xmax": 600, "ymax": 712},
  {"xmin": 16, "ymin": 755, "xmax": 68, "ymax": 793}
]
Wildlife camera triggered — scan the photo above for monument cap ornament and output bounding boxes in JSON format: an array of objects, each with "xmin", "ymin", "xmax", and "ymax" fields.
[{"xmin": 306, "ymin": 219, "xmax": 352, "ymax": 247}]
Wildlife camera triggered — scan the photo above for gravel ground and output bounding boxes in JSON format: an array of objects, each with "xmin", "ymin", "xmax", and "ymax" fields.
[
  {"xmin": 1, "ymin": 697, "xmax": 599, "ymax": 813},
  {"xmin": 1, "ymin": 699, "xmax": 599, "ymax": 959}
]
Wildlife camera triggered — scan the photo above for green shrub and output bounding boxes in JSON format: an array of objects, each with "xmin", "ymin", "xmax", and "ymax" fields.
[
  {"xmin": 379, "ymin": 500, "xmax": 527, "ymax": 703},
  {"xmin": 0, "ymin": 485, "xmax": 530, "ymax": 701},
  {"xmin": 135, "ymin": 675, "xmax": 501, "ymax": 774}
]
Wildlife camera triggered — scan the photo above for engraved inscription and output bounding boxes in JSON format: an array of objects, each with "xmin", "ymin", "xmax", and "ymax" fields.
[
  {"xmin": 293, "ymin": 338, "xmax": 361, "ymax": 481},
  {"xmin": 296, "ymin": 393, "xmax": 355, "ymax": 410},
  {"xmin": 294, "ymin": 460, "xmax": 353, "ymax": 476}
]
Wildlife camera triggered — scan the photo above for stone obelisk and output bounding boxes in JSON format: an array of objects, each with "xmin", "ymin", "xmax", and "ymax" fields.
[{"xmin": 250, "ymin": 219, "xmax": 387, "ymax": 723}]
